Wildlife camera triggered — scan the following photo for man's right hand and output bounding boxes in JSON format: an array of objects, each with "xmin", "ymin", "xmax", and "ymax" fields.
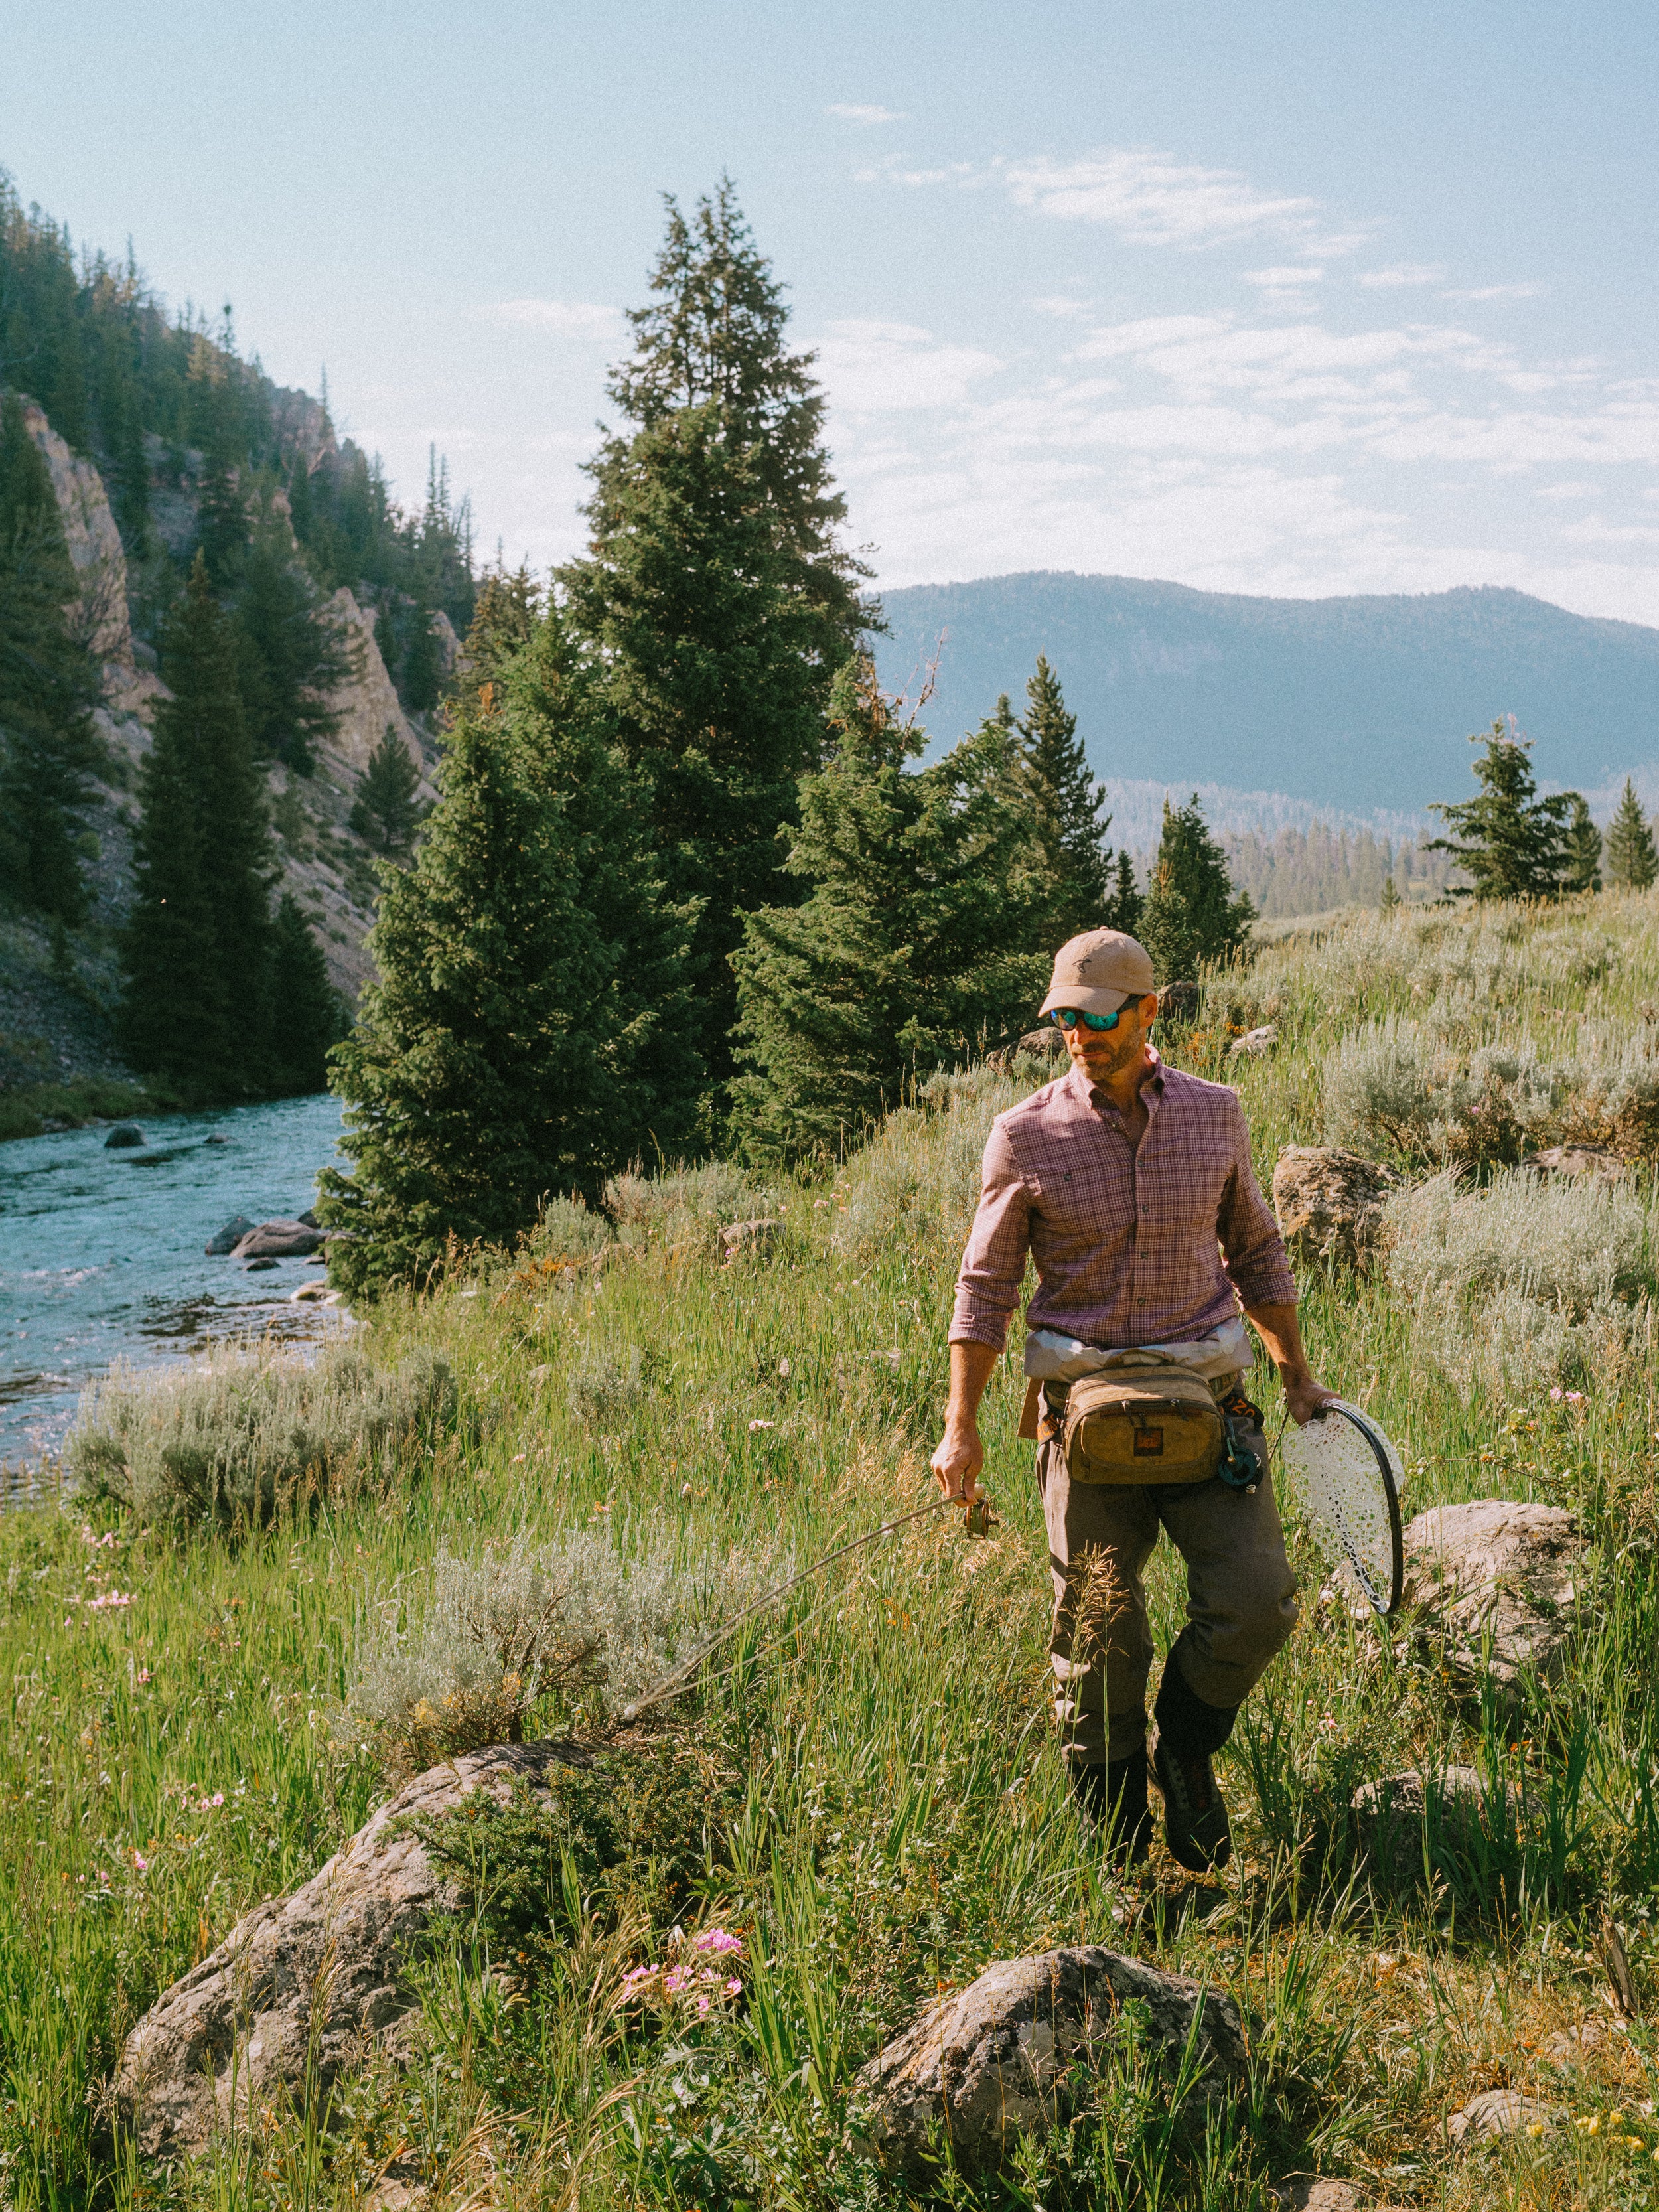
[{"xmin": 930, "ymin": 1419, "xmax": 985, "ymax": 1501}]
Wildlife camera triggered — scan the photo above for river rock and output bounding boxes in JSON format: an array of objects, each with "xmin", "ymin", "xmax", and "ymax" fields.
[
  {"xmin": 1273, "ymin": 1146, "xmax": 1397, "ymax": 1270},
  {"xmin": 1402, "ymin": 1500, "xmax": 1585, "ymax": 1692},
  {"xmin": 204, "ymin": 1217, "xmax": 259, "ymax": 1256},
  {"xmin": 104, "ymin": 1740, "xmax": 586, "ymax": 2157},
  {"xmin": 231, "ymin": 1220, "xmax": 325, "ymax": 1259},
  {"xmin": 1352, "ymin": 1767, "xmax": 1522, "ymax": 1885},
  {"xmin": 851, "ymin": 1947, "xmax": 1245, "ymax": 2179},
  {"xmin": 244, "ymin": 1258, "xmax": 280, "ymax": 1272},
  {"xmin": 104, "ymin": 1125, "xmax": 145, "ymax": 1149}
]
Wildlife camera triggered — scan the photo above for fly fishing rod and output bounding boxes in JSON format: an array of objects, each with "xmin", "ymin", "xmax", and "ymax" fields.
[{"xmin": 613, "ymin": 1484, "xmax": 1001, "ymax": 1729}]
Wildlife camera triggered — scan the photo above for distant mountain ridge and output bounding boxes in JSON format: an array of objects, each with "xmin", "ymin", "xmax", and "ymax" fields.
[{"xmin": 872, "ymin": 573, "xmax": 1659, "ymax": 814}]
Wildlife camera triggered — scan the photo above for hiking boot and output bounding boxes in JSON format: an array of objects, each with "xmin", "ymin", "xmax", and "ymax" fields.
[
  {"xmin": 1152, "ymin": 1737, "xmax": 1232, "ymax": 1872},
  {"xmin": 1070, "ymin": 1752, "xmax": 1151, "ymax": 1868}
]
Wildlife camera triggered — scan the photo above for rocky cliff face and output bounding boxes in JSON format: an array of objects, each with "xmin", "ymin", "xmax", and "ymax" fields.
[{"xmin": 1, "ymin": 405, "xmax": 440, "ymax": 1091}]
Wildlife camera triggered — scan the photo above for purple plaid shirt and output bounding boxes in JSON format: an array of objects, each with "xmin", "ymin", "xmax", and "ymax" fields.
[{"xmin": 949, "ymin": 1051, "xmax": 1297, "ymax": 1354}]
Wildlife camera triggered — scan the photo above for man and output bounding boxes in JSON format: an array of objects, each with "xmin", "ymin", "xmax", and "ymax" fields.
[{"xmin": 931, "ymin": 928, "xmax": 1333, "ymax": 1870}]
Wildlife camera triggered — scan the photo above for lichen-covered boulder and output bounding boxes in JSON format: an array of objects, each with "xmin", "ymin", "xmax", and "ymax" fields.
[
  {"xmin": 851, "ymin": 1947, "xmax": 1245, "ymax": 2179},
  {"xmin": 1273, "ymin": 1146, "xmax": 1398, "ymax": 1270},
  {"xmin": 1447, "ymin": 2088, "xmax": 1555, "ymax": 2145},
  {"xmin": 1402, "ymin": 1500, "xmax": 1585, "ymax": 1691},
  {"xmin": 104, "ymin": 1740, "xmax": 585, "ymax": 2157}
]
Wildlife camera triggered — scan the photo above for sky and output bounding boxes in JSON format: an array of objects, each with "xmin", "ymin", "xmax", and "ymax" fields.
[{"xmin": 5, "ymin": 0, "xmax": 1658, "ymax": 622}]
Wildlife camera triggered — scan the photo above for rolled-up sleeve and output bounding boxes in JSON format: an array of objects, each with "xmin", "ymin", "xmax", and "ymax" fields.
[
  {"xmin": 949, "ymin": 1120, "xmax": 1033, "ymax": 1351},
  {"xmin": 1217, "ymin": 1101, "xmax": 1297, "ymax": 1310}
]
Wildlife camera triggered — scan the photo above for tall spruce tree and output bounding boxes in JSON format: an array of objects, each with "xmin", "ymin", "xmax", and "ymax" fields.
[
  {"xmin": 454, "ymin": 563, "xmax": 540, "ymax": 704},
  {"xmin": 234, "ymin": 531, "xmax": 349, "ymax": 773},
  {"xmin": 120, "ymin": 555, "xmax": 274, "ymax": 1097},
  {"xmin": 1563, "ymin": 794, "xmax": 1603, "ymax": 893},
  {"xmin": 563, "ymin": 182, "xmax": 875, "ymax": 1094},
  {"xmin": 1604, "ymin": 777, "xmax": 1658, "ymax": 891},
  {"xmin": 0, "ymin": 394, "xmax": 103, "ymax": 921},
  {"xmin": 730, "ymin": 656, "xmax": 1050, "ymax": 1161},
  {"xmin": 1427, "ymin": 721, "xmax": 1576, "ymax": 899},
  {"xmin": 269, "ymin": 893, "xmax": 342, "ymax": 1094},
  {"xmin": 1137, "ymin": 796, "xmax": 1255, "ymax": 982},
  {"xmin": 319, "ymin": 609, "xmax": 702, "ymax": 1298},
  {"xmin": 1014, "ymin": 655, "xmax": 1114, "ymax": 939}
]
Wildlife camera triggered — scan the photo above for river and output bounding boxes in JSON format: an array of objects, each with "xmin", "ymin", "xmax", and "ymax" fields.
[{"xmin": 0, "ymin": 1092, "xmax": 350, "ymax": 1483}]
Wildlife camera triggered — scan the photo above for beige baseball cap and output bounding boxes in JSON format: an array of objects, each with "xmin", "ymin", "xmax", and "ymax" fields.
[{"xmin": 1039, "ymin": 928, "xmax": 1157, "ymax": 1017}]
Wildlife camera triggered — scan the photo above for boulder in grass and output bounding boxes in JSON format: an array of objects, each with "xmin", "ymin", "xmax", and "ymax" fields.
[
  {"xmin": 230, "ymin": 1219, "xmax": 325, "ymax": 1259},
  {"xmin": 851, "ymin": 1946, "xmax": 1245, "ymax": 2179},
  {"xmin": 1228, "ymin": 1025, "xmax": 1279, "ymax": 1059},
  {"xmin": 1017, "ymin": 1026, "xmax": 1066, "ymax": 1056},
  {"xmin": 1519, "ymin": 1144, "xmax": 1627, "ymax": 1183},
  {"xmin": 104, "ymin": 1741, "xmax": 588, "ymax": 2157},
  {"xmin": 1402, "ymin": 1500, "xmax": 1586, "ymax": 1693},
  {"xmin": 1447, "ymin": 2088, "xmax": 1555, "ymax": 2146},
  {"xmin": 104, "ymin": 1124, "xmax": 145, "ymax": 1149},
  {"xmin": 204, "ymin": 1216, "xmax": 259, "ymax": 1256},
  {"xmin": 1351, "ymin": 1766, "xmax": 1523, "ymax": 1886},
  {"xmin": 1272, "ymin": 1145, "xmax": 1398, "ymax": 1270},
  {"xmin": 720, "ymin": 1218, "xmax": 780, "ymax": 1260}
]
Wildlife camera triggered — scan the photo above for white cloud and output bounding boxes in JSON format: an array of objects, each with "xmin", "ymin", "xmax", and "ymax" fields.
[
  {"xmin": 826, "ymin": 102, "xmax": 906, "ymax": 124},
  {"xmin": 1030, "ymin": 295, "xmax": 1093, "ymax": 319},
  {"xmin": 998, "ymin": 147, "xmax": 1326, "ymax": 250},
  {"xmin": 1244, "ymin": 266, "xmax": 1323, "ymax": 289},
  {"xmin": 1440, "ymin": 281, "xmax": 1543, "ymax": 302},
  {"xmin": 1537, "ymin": 480, "xmax": 1598, "ymax": 498},
  {"xmin": 484, "ymin": 299, "xmax": 624, "ymax": 336},
  {"xmin": 1358, "ymin": 264, "xmax": 1446, "ymax": 288},
  {"xmin": 816, "ymin": 319, "xmax": 1002, "ymax": 411}
]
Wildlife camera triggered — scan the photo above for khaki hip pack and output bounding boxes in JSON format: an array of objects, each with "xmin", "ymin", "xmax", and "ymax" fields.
[{"xmin": 1057, "ymin": 1352, "xmax": 1225, "ymax": 1485}]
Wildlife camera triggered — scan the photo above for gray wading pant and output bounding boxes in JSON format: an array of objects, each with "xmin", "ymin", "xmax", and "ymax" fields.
[{"xmin": 1036, "ymin": 1383, "xmax": 1298, "ymax": 1766}]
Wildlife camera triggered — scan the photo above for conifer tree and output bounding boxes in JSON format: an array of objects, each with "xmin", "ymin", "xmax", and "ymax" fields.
[
  {"xmin": 1603, "ymin": 777, "xmax": 1658, "ymax": 891},
  {"xmin": 1014, "ymin": 655, "xmax": 1114, "ymax": 938},
  {"xmin": 194, "ymin": 449, "xmax": 249, "ymax": 585},
  {"xmin": 349, "ymin": 725, "xmax": 425, "ymax": 857},
  {"xmin": 1104, "ymin": 850, "xmax": 1144, "ymax": 936},
  {"xmin": 1563, "ymin": 794, "xmax": 1602, "ymax": 893},
  {"xmin": 234, "ymin": 531, "xmax": 348, "ymax": 773},
  {"xmin": 400, "ymin": 595, "xmax": 443, "ymax": 713},
  {"xmin": 0, "ymin": 393, "xmax": 104, "ymax": 922},
  {"xmin": 319, "ymin": 609, "xmax": 702, "ymax": 1298},
  {"xmin": 730, "ymin": 657, "xmax": 1050, "ymax": 1160},
  {"xmin": 455, "ymin": 564, "xmax": 540, "ymax": 703},
  {"xmin": 268, "ymin": 893, "xmax": 341, "ymax": 1094},
  {"xmin": 563, "ymin": 183, "xmax": 875, "ymax": 1092},
  {"xmin": 1427, "ymin": 721, "xmax": 1575, "ymax": 899},
  {"xmin": 120, "ymin": 556, "xmax": 274, "ymax": 1097},
  {"xmin": 1137, "ymin": 796, "xmax": 1255, "ymax": 982}
]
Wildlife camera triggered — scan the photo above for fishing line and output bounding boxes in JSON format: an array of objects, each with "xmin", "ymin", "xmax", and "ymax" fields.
[{"xmin": 613, "ymin": 1485, "xmax": 999, "ymax": 1728}]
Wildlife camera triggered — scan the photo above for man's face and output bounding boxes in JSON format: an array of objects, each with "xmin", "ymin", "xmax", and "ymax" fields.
[{"xmin": 1062, "ymin": 994, "xmax": 1158, "ymax": 1084}]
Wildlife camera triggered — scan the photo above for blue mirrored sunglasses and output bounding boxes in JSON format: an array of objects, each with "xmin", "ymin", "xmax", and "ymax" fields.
[{"xmin": 1049, "ymin": 1003, "xmax": 1129, "ymax": 1033}]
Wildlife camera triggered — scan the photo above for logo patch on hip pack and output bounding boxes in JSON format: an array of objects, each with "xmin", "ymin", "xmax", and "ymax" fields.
[{"xmin": 1133, "ymin": 1426, "xmax": 1165, "ymax": 1457}]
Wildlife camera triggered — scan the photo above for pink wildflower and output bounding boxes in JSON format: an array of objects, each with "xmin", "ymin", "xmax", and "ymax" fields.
[
  {"xmin": 747, "ymin": 1420, "xmax": 774, "ymax": 1433},
  {"xmin": 697, "ymin": 1994, "xmax": 711, "ymax": 2017},
  {"xmin": 1566, "ymin": 1391, "xmax": 1586, "ymax": 1406},
  {"xmin": 132, "ymin": 1852, "xmax": 148, "ymax": 1874},
  {"xmin": 725, "ymin": 1978, "xmax": 742, "ymax": 1996},
  {"xmin": 136, "ymin": 1668, "xmax": 151, "ymax": 1684},
  {"xmin": 693, "ymin": 1927, "xmax": 745, "ymax": 1956},
  {"xmin": 89, "ymin": 1591, "xmax": 133, "ymax": 1611},
  {"xmin": 1550, "ymin": 1386, "xmax": 1564, "ymax": 1402}
]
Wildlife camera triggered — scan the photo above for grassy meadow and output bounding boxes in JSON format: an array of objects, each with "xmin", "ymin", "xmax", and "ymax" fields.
[{"xmin": 5, "ymin": 889, "xmax": 1659, "ymax": 2211}]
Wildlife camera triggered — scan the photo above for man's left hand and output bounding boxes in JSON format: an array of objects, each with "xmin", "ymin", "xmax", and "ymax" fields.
[{"xmin": 1283, "ymin": 1372, "xmax": 1340, "ymax": 1426}]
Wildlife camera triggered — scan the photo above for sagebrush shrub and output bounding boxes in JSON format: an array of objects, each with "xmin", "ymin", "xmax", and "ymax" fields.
[
  {"xmin": 603, "ymin": 1160, "xmax": 786, "ymax": 1255},
  {"xmin": 526, "ymin": 1195, "xmax": 613, "ymax": 1262},
  {"xmin": 1322, "ymin": 1018, "xmax": 1437, "ymax": 1157},
  {"xmin": 66, "ymin": 1341, "xmax": 456, "ymax": 1529},
  {"xmin": 565, "ymin": 1342, "xmax": 654, "ymax": 1430},
  {"xmin": 832, "ymin": 1061, "xmax": 1039, "ymax": 1258},
  {"xmin": 1383, "ymin": 1167, "xmax": 1655, "ymax": 1390},
  {"xmin": 342, "ymin": 1526, "xmax": 775, "ymax": 1779}
]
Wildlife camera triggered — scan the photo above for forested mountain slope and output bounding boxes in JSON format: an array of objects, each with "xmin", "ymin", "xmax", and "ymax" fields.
[{"xmin": 875, "ymin": 572, "xmax": 1659, "ymax": 814}]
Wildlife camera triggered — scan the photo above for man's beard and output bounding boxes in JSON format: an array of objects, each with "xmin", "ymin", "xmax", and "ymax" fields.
[{"xmin": 1076, "ymin": 1027, "xmax": 1143, "ymax": 1082}]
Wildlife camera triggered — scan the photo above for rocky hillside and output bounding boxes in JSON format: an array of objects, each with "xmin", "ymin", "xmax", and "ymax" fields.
[{"xmin": 0, "ymin": 404, "xmax": 447, "ymax": 1105}]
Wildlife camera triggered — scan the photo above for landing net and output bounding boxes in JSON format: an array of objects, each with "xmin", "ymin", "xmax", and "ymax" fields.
[{"xmin": 1278, "ymin": 1400, "xmax": 1404, "ymax": 1617}]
